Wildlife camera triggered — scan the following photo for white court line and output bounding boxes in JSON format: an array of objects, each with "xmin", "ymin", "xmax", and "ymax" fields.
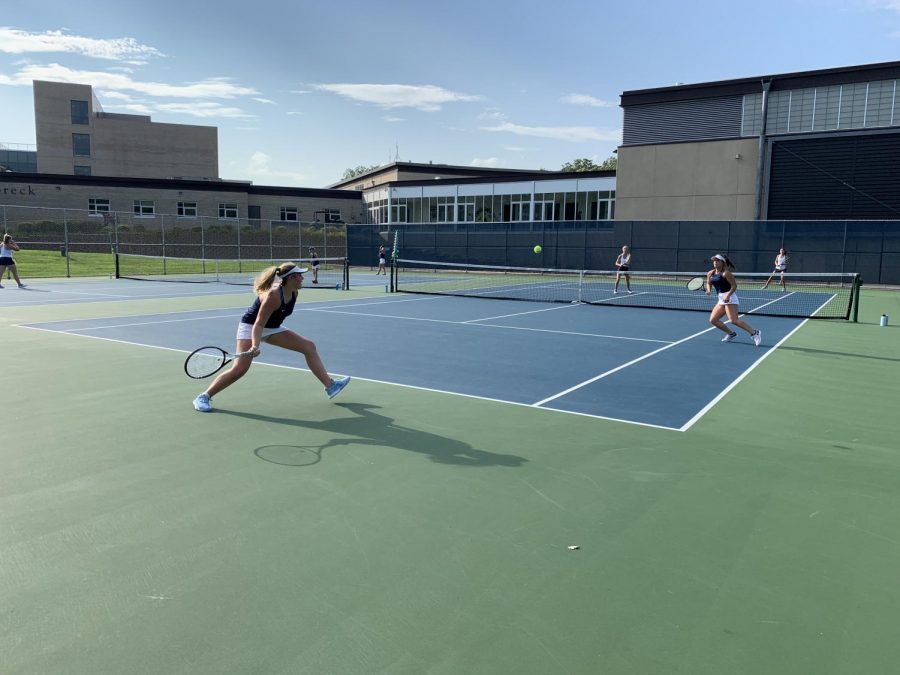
[
  {"xmin": 305, "ymin": 306, "xmax": 674, "ymax": 343},
  {"xmin": 463, "ymin": 302, "xmax": 580, "ymax": 323},
  {"xmin": 678, "ymin": 319, "xmax": 808, "ymax": 432},
  {"xmin": 16, "ymin": 323, "xmax": 680, "ymax": 430},
  {"xmin": 532, "ymin": 324, "xmax": 720, "ymax": 407},
  {"xmin": 533, "ymin": 291, "xmax": 808, "ymax": 412}
]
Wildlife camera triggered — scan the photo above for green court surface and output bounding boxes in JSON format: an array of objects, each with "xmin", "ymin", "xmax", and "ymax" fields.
[{"xmin": 2, "ymin": 281, "xmax": 899, "ymax": 675}]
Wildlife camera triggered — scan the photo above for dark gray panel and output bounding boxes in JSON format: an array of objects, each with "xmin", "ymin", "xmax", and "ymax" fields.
[{"xmin": 624, "ymin": 96, "xmax": 743, "ymax": 145}]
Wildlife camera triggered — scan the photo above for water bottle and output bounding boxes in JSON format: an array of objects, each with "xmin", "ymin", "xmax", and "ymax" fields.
[{"xmin": 880, "ymin": 314, "xmax": 889, "ymax": 327}]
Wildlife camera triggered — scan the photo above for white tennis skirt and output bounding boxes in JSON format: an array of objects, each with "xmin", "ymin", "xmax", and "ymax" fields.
[
  {"xmin": 236, "ymin": 323, "xmax": 287, "ymax": 340},
  {"xmin": 717, "ymin": 292, "xmax": 740, "ymax": 306}
]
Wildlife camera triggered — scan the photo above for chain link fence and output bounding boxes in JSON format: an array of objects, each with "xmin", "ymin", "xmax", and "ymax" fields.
[{"xmin": 0, "ymin": 204, "xmax": 347, "ymax": 278}]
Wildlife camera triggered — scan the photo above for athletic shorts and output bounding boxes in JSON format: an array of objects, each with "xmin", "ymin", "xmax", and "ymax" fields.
[
  {"xmin": 617, "ymin": 266, "xmax": 629, "ymax": 272},
  {"xmin": 0, "ymin": 257, "xmax": 15, "ymax": 266},
  {"xmin": 379, "ymin": 257, "xmax": 386, "ymax": 265},
  {"xmin": 717, "ymin": 292, "xmax": 740, "ymax": 306},
  {"xmin": 774, "ymin": 267, "xmax": 786, "ymax": 273},
  {"xmin": 236, "ymin": 322, "xmax": 288, "ymax": 340}
]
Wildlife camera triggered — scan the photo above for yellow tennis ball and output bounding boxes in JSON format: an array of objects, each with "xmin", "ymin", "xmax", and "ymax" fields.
[{"xmin": 533, "ymin": 245, "xmax": 542, "ymax": 254}]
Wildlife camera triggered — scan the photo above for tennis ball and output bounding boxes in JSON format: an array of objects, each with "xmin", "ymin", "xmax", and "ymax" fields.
[{"xmin": 533, "ymin": 245, "xmax": 542, "ymax": 254}]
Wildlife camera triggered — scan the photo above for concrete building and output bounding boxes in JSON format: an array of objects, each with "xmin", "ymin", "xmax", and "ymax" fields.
[
  {"xmin": 33, "ymin": 80, "xmax": 218, "ymax": 180},
  {"xmin": 616, "ymin": 60, "xmax": 900, "ymax": 220}
]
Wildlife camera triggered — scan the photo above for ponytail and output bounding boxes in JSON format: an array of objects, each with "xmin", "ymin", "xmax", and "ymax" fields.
[{"xmin": 253, "ymin": 262, "xmax": 296, "ymax": 294}]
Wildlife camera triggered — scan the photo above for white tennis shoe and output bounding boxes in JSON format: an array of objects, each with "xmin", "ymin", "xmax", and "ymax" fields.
[
  {"xmin": 752, "ymin": 330, "xmax": 762, "ymax": 346},
  {"xmin": 193, "ymin": 393, "xmax": 212, "ymax": 412},
  {"xmin": 721, "ymin": 332, "xmax": 737, "ymax": 342}
]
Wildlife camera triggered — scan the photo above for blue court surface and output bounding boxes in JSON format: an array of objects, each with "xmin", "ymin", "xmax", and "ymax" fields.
[{"xmin": 15, "ymin": 278, "xmax": 806, "ymax": 430}]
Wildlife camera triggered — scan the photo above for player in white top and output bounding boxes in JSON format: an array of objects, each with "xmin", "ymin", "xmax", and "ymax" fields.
[
  {"xmin": 762, "ymin": 247, "xmax": 788, "ymax": 291},
  {"xmin": 613, "ymin": 245, "xmax": 632, "ymax": 294},
  {"xmin": 0, "ymin": 234, "xmax": 26, "ymax": 288}
]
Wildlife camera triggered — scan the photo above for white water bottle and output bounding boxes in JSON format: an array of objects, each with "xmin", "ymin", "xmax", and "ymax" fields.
[{"xmin": 881, "ymin": 314, "xmax": 889, "ymax": 327}]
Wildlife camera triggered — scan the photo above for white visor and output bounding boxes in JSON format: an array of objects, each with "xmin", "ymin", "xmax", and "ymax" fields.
[
  {"xmin": 279, "ymin": 266, "xmax": 308, "ymax": 277},
  {"xmin": 712, "ymin": 254, "xmax": 726, "ymax": 262}
]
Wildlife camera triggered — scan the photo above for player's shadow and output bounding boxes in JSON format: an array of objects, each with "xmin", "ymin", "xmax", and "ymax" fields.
[{"xmin": 219, "ymin": 402, "xmax": 527, "ymax": 468}]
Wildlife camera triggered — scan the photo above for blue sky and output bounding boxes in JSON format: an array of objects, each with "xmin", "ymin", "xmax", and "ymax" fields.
[{"xmin": 2, "ymin": 0, "xmax": 900, "ymax": 187}]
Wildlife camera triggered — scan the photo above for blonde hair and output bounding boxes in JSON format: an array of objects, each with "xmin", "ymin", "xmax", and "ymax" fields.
[
  {"xmin": 2, "ymin": 234, "xmax": 11, "ymax": 244},
  {"xmin": 253, "ymin": 262, "xmax": 298, "ymax": 294}
]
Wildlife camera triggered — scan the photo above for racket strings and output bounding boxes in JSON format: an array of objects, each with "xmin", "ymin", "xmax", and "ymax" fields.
[{"xmin": 186, "ymin": 348, "xmax": 227, "ymax": 378}]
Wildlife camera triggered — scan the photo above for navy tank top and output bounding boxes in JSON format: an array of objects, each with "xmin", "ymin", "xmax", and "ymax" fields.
[
  {"xmin": 241, "ymin": 287, "xmax": 297, "ymax": 328},
  {"xmin": 709, "ymin": 273, "xmax": 732, "ymax": 294}
]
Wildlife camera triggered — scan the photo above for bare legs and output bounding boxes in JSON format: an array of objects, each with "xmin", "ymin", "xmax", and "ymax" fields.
[
  {"xmin": 709, "ymin": 304, "xmax": 755, "ymax": 335},
  {"xmin": 0, "ymin": 264, "xmax": 24, "ymax": 287}
]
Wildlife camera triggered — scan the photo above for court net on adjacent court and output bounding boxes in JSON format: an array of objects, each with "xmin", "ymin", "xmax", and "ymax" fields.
[
  {"xmin": 115, "ymin": 253, "xmax": 350, "ymax": 289},
  {"xmin": 392, "ymin": 259, "xmax": 860, "ymax": 320}
]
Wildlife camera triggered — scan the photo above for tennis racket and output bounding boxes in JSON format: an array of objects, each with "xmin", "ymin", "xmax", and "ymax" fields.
[
  {"xmin": 184, "ymin": 346, "xmax": 254, "ymax": 379},
  {"xmin": 686, "ymin": 276, "xmax": 706, "ymax": 291}
]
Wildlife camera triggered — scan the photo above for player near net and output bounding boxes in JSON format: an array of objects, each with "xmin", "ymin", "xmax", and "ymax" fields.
[
  {"xmin": 706, "ymin": 254, "xmax": 762, "ymax": 346},
  {"xmin": 192, "ymin": 262, "xmax": 350, "ymax": 412}
]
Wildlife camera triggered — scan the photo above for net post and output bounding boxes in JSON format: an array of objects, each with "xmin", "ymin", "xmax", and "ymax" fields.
[
  {"xmin": 343, "ymin": 258, "xmax": 350, "ymax": 290},
  {"xmin": 851, "ymin": 274, "xmax": 861, "ymax": 323},
  {"xmin": 389, "ymin": 257, "xmax": 396, "ymax": 293},
  {"xmin": 114, "ymin": 251, "xmax": 120, "ymax": 279}
]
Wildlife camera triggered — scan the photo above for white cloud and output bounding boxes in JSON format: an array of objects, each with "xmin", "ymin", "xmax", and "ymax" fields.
[
  {"xmin": 503, "ymin": 145, "xmax": 530, "ymax": 152},
  {"xmin": 0, "ymin": 63, "xmax": 257, "ymax": 99},
  {"xmin": 244, "ymin": 151, "xmax": 308, "ymax": 186},
  {"xmin": 562, "ymin": 93, "xmax": 616, "ymax": 108},
  {"xmin": 0, "ymin": 27, "xmax": 163, "ymax": 60},
  {"xmin": 477, "ymin": 108, "xmax": 507, "ymax": 120},
  {"xmin": 286, "ymin": 111, "xmax": 305, "ymax": 116},
  {"xmin": 870, "ymin": 0, "xmax": 900, "ymax": 11},
  {"xmin": 253, "ymin": 97, "xmax": 276, "ymax": 104},
  {"xmin": 289, "ymin": 89, "xmax": 312, "ymax": 94},
  {"xmin": 480, "ymin": 121, "xmax": 622, "ymax": 143},
  {"xmin": 383, "ymin": 116, "xmax": 405, "ymax": 123},
  {"xmin": 315, "ymin": 83, "xmax": 480, "ymax": 111},
  {"xmin": 156, "ymin": 102, "xmax": 254, "ymax": 118},
  {"xmin": 470, "ymin": 157, "xmax": 499, "ymax": 167},
  {"xmin": 119, "ymin": 103, "xmax": 154, "ymax": 115}
]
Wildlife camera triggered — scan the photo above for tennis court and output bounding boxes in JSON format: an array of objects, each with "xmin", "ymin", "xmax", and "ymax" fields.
[{"xmin": 2, "ymin": 269, "xmax": 899, "ymax": 674}]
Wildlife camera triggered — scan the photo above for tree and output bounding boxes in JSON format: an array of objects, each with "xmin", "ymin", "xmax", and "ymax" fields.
[
  {"xmin": 341, "ymin": 164, "xmax": 380, "ymax": 180},
  {"xmin": 560, "ymin": 156, "xmax": 617, "ymax": 172}
]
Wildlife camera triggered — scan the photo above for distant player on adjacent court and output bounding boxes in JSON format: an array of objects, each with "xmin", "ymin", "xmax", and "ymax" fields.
[
  {"xmin": 308, "ymin": 247, "xmax": 320, "ymax": 284},
  {"xmin": 0, "ymin": 234, "xmax": 26, "ymax": 288},
  {"xmin": 192, "ymin": 262, "xmax": 350, "ymax": 412},
  {"xmin": 376, "ymin": 244, "xmax": 387, "ymax": 275},
  {"xmin": 613, "ymin": 245, "xmax": 632, "ymax": 294},
  {"xmin": 762, "ymin": 247, "xmax": 788, "ymax": 291},
  {"xmin": 706, "ymin": 254, "xmax": 762, "ymax": 346}
]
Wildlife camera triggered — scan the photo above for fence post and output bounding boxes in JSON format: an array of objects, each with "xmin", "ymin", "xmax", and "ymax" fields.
[{"xmin": 64, "ymin": 210, "xmax": 70, "ymax": 278}]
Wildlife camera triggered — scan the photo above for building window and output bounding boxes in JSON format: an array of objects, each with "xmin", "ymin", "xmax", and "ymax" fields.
[
  {"xmin": 279, "ymin": 206, "xmax": 299, "ymax": 221},
  {"xmin": 72, "ymin": 133, "xmax": 91, "ymax": 157},
  {"xmin": 219, "ymin": 203, "xmax": 238, "ymax": 219},
  {"xmin": 325, "ymin": 208, "xmax": 342, "ymax": 222},
  {"xmin": 133, "ymin": 200, "xmax": 155, "ymax": 216},
  {"xmin": 71, "ymin": 100, "xmax": 89, "ymax": 125},
  {"xmin": 74, "ymin": 165, "xmax": 91, "ymax": 176},
  {"xmin": 456, "ymin": 196, "xmax": 475, "ymax": 222},
  {"xmin": 177, "ymin": 201, "xmax": 198, "ymax": 217},
  {"xmin": 88, "ymin": 198, "xmax": 110, "ymax": 214}
]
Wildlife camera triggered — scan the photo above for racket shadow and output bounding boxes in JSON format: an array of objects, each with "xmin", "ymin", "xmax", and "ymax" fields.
[{"xmin": 221, "ymin": 402, "xmax": 528, "ymax": 468}]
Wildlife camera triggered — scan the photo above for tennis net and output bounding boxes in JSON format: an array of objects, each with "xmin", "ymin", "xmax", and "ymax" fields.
[
  {"xmin": 392, "ymin": 259, "xmax": 860, "ymax": 320},
  {"xmin": 116, "ymin": 253, "xmax": 350, "ymax": 289}
]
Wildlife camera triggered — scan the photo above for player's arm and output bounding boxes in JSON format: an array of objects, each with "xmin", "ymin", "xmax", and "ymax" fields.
[
  {"xmin": 250, "ymin": 290, "xmax": 281, "ymax": 354},
  {"xmin": 705, "ymin": 270, "xmax": 713, "ymax": 294},
  {"xmin": 9, "ymin": 239, "xmax": 20, "ymax": 251}
]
